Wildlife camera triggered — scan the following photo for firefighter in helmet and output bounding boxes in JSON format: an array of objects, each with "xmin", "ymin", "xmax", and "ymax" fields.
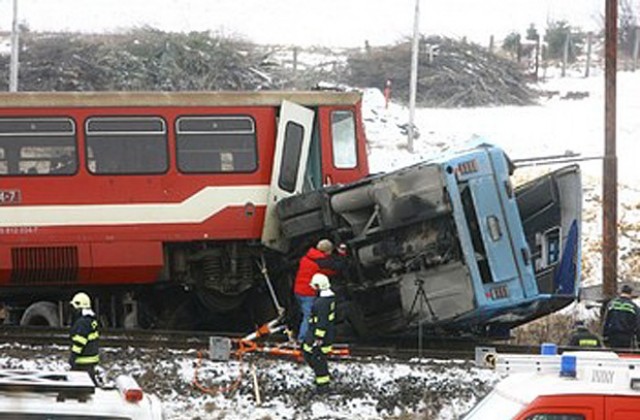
[
  {"xmin": 603, "ymin": 284, "xmax": 640, "ymax": 349},
  {"xmin": 302, "ymin": 273, "xmax": 336, "ymax": 393},
  {"xmin": 568, "ymin": 320, "xmax": 603, "ymax": 348},
  {"xmin": 69, "ymin": 292, "xmax": 100, "ymax": 383}
]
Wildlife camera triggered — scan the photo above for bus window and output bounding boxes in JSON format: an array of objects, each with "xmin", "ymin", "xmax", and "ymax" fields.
[
  {"xmin": 85, "ymin": 117, "xmax": 167, "ymax": 175},
  {"xmin": 331, "ymin": 110, "xmax": 357, "ymax": 169},
  {"xmin": 0, "ymin": 118, "xmax": 77, "ymax": 176},
  {"xmin": 176, "ymin": 116, "xmax": 257, "ymax": 173}
]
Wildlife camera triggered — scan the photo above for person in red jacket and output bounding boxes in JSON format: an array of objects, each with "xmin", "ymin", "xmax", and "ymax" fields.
[{"xmin": 293, "ymin": 239, "xmax": 346, "ymax": 342}]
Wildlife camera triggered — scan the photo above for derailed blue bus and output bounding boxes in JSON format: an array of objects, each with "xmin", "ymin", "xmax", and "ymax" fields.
[{"xmin": 274, "ymin": 144, "xmax": 581, "ymax": 337}]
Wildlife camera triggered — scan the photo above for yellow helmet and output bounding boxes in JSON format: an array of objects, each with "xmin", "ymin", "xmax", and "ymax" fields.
[{"xmin": 70, "ymin": 292, "xmax": 91, "ymax": 309}]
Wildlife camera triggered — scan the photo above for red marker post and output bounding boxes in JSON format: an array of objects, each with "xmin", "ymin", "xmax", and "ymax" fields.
[{"xmin": 383, "ymin": 79, "xmax": 392, "ymax": 109}]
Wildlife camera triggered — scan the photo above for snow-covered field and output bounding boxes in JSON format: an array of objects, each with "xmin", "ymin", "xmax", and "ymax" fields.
[{"xmin": 1, "ymin": 71, "xmax": 639, "ymax": 419}]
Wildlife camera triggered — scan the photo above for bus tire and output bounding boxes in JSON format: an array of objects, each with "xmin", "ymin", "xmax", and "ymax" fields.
[{"xmin": 20, "ymin": 301, "xmax": 61, "ymax": 327}]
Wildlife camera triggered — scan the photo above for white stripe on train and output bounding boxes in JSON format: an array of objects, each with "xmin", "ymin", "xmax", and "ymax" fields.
[{"xmin": 0, "ymin": 185, "xmax": 269, "ymax": 227}]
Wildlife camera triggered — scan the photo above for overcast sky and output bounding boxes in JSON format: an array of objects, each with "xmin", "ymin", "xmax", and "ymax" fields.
[{"xmin": 0, "ymin": 0, "xmax": 616, "ymax": 47}]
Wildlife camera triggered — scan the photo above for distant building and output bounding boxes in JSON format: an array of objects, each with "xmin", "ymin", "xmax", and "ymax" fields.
[{"xmin": 0, "ymin": 32, "xmax": 11, "ymax": 56}]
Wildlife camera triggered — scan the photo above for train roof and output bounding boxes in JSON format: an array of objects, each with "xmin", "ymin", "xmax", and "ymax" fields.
[{"xmin": 0, "ymin": 90, "xmax": 362, "ymax": 108}]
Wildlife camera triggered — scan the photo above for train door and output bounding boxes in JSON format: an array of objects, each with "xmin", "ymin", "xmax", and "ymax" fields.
[
  {"xmin": 261, "ymin": 100, "xmax": 314, "ymax": 251},
  {"xmin": 318, "ymin": 108, "xmax": 363, "ymax": 185}
]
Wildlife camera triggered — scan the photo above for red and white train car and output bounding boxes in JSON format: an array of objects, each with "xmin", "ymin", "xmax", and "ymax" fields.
[{"xmin": 0, "ymin": 91, "xmax": 368, "ymax": 328}]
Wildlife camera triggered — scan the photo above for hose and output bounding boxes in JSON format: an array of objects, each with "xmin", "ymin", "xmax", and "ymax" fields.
[{"xmin": 192, "ymin": 350, "xmax": 245, "ymax": 395}]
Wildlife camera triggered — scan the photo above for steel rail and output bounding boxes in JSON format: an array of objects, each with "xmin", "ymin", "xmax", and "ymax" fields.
[{"xmin": 5, "ymin": 326, "xmax": 634, "ymax": 362}]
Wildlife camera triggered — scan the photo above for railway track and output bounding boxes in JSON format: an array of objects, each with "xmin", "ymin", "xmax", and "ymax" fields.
[{"xmin": 0, "ymin": 326, "xmax": 564, "ymax": 361}]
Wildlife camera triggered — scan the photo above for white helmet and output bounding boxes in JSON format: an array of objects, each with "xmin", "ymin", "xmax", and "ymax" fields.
[
  {"xmin": 70, "ymin": 292, "xmax": 92, "ymax": 309},
  {"xmin": 310, "ymin": 273, "xmax": 331, "ymax": 291}
]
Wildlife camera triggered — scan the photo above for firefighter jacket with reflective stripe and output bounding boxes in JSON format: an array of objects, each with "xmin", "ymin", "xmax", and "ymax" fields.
[
  {"xmin": 294, "ymin": 247, "xmax": 346, "ymax": 297},
  {"xmin": 604, "ymin": 296, "xmax": 640, "ymax": 338},
  {"xmin": 568, "ymin": 327, "xmax": 603, "ymax": 347},
  {"xmin": 303, "ymin": 293, "xmax": 336, "ymax": 351},
  {"xmin": 70, "ymin": 312, "xmax": 100, "ymax": 367}
]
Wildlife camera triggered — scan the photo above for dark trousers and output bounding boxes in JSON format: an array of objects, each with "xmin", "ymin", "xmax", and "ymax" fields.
[
  {"xmin": 606, "ymin": 333, "xmax": 634, "ymax": 350},
  {"xmin": 303, "ymin": 346, "xmax": 330, "ymax": 387}
]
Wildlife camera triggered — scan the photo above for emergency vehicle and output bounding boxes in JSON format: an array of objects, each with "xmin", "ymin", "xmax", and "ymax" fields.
[
  {"xmin": 464, "ymin": 346, "xmax": 640, "ymax": 419},
  {"xmin": 0, "ymin": 369, "xmax": 164, "ymax": 419}
]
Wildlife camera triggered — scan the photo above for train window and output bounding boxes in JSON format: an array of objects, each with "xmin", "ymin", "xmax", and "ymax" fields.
[
  {"xmin": 176, "ymin": 116, "xmax": 257, "ymax": 173},
  {"xmin": 331, "ymin": 110, "xmax": 357, "ymax": 169},
  {"xmin": 278, "ymin": 121, "xmax": 304, "ymax": 193},
  {"xmin": 0, "ymin": 117, "xmax": 77, "ymax": 176},
  {"xmin": 85, "ymin": 117, "xmax": 167, "ymax": 175}
]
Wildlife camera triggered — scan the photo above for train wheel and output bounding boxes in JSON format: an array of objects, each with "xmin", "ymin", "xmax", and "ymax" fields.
[
  {"xmin": 165, "ymin": 300, "xmax": 198, "ymax": 330},
  {"xmin": 20, "ymin": 301, "xmax": 61, "ymax": 327},
  {"xmin": 195, "ymin": 286, "xmax": 246, "ymax": 313}
]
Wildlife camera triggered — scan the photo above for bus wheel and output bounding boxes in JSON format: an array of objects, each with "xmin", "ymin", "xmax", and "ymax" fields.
[{"xmin": 20, "ymin": 301, "xmax": 61, "ymax": 327}]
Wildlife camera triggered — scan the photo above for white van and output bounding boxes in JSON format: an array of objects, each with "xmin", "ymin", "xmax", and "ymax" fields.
[{"xmin": 0, "ymin": 369, "xmax": 164, "ymax": 419}]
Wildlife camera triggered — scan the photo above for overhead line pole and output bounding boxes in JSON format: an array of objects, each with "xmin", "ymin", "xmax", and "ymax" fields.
[
  {"xmin": 602, "ymin": 0, "xmax": 618, "ymax": 300},
  {"xmin": 407, "ymin": 0, "xmax": 420, "ymax": 153},
  {"xmin": 9, "ymin": 0, "xmax": 20, "ymax": 92}
]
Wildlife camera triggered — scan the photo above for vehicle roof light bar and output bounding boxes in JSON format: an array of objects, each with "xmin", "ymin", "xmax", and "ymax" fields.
[{"xmin": 116, "ymin": 375, "xmax": 144, "ymax": 403}]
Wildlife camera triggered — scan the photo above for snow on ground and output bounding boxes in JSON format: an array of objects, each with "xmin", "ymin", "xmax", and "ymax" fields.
[
  {"xmin": 0, "ymin": 342, "xmax": 499, "ymax": 420},
  {"xmin": 1, "ymin": 71, "xmax": 638, "ymax": 419}
]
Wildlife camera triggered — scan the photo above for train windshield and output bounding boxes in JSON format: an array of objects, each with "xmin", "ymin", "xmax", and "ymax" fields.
[{"xmin": 331, "ymin": 110, "xmax": 356, "ymax": 169}]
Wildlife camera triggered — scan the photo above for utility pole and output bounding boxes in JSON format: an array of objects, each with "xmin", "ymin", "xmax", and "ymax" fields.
[
  {"xmin": 585, "ymin": 32, "xmax": 593, "ymax": 78},
  {"xmin": 561, "ymin": 33, "xmax": 570, "ymax": 77},
  {"xmin": 633, "ymin": 27, "xmax": 640, "ymax": 72},
  {"xmin": 602, "ymin": 0, "xmax": 618, "ymax": 301},
  {"xmin": 407, "ymin": 0, "xmax": 420, "ymax": 153},
  {"xmin": 9, "ymin": 0, "xmax": 20, "ymax": 92}
]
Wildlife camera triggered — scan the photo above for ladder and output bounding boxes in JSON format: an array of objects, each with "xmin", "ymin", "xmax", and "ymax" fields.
[{"xmin": 480, "ymin": 349, "xmax": 640, "ymax": 391}]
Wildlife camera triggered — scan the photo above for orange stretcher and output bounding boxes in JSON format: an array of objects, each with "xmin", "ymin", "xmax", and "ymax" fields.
[{"xmin": 209, "ymin": 316, "xmax": 350, "ymax": 362}]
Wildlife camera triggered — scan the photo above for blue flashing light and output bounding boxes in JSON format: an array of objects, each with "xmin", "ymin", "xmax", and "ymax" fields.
[
  {"xmin": 540, "ymin": 343, "xmax": 558, "ymax": 355},
  {"xmin": 560, "ymin": 355, "xmax": 577, "ymax": 378}
]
